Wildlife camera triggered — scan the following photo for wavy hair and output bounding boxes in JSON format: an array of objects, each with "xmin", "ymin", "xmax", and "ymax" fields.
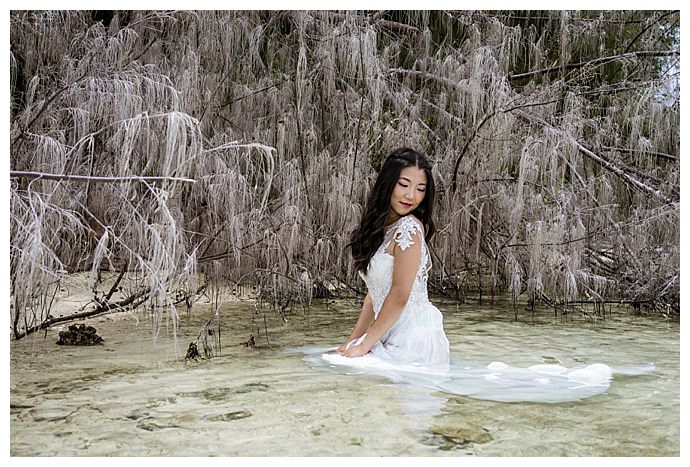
[{"xmin": 347, "ymin": 147, "xmax": 436, "ymax": 274}]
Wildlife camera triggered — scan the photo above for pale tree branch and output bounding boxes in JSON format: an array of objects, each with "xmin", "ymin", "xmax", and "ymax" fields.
[{"xmin": 10, "ymin": 171, "xmax": 196, "ymax": 184}]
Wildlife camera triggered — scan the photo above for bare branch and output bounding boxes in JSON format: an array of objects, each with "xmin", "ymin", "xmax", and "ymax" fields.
[
  {"xmin": 508, "ymin": 50, "xmax": 679, "ymax": 82},
  {"xmin": 311, "ymin": 11, "xmax": 422, "ymax": 34},
  {"xmin": 576, "ymin": 143, "xmax": 675, "ymax": 203},
  {"xmin": 10, "ymin": 171, "xmax": 196, "ymax": 184},
  {"xmin": 597, "ymin": 146, "xmax": 678, "ymax": 162}
]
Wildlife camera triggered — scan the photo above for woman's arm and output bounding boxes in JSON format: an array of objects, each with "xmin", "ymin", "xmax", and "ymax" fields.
[
  {"xmin": 340, "ymin": 218, "xmax": 423, "ymax": 357},
  {"xmin": 336, "ymin": 292, "xmax": 374, "ymax": 352}
]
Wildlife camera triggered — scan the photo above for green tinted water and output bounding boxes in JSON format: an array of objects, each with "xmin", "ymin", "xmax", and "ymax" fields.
[{"xmin": 10, "ymin": 297, "xmax": 679, "ymax": 456}]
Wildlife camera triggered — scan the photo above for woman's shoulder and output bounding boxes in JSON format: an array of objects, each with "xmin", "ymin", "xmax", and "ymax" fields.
[
  {"xmin": 397, "ymin": 214, "xmax": 425, "ymax": 235},
  {"xmin": 392, "ymin": 215, "xmax": 425, "ymax": 250}
]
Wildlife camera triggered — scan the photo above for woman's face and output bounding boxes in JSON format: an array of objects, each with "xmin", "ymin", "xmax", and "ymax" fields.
[{"xmin": 389, "ymin": 165, "xmax": 427, "ymax": 220}]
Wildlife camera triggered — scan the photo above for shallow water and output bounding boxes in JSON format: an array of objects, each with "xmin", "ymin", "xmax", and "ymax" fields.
[{"xmin": 10, "ymin": 297, "xmax": 679, "ymax": 456}]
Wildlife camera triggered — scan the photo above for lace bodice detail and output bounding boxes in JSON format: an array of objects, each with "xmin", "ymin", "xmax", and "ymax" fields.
[{"xmin": 358, "ymin": 216, "xmax": 432, "ymax": 317}]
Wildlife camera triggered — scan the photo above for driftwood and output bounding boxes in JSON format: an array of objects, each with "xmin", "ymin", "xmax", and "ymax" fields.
[
  {"xmin": 14, "ymin": 279, "xmax": 209, "ymax": 341},
  {"xmin": 13, "ymin": 289, "xmax": 149, "ymax": 340}
]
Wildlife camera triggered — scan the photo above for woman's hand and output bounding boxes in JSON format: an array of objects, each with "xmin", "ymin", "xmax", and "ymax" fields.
[
  {"xmin": 336, "ymin": 339, "xmax": 354, "ymax": 353},
  {"xmin": 339, "ymin": 343, "xmax": 371, "ymax": 358}
]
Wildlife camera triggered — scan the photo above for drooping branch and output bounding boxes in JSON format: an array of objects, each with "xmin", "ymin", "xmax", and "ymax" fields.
[
  {"xmin": 390, "ymin": 66, "xmax": 678, "ymax": 104},
  {"xmin": 513, "ymin": 109, "xmax": 675, "ymax": 204},
  {"xmin": 575, "ymin": 143, "xmax": 675, "ymax": 203},
  {"xmin": 586, "ymin": 146, "xmax": 671, "ymax": 190},
  {"xmin": 11, "ymin": 74, "xmax": 89, "ymax": 149},
  {"xmin": 448, "ymin": 96, "xmax": 561, "ymax": 193},
  {"xmin": 508, "ymin": 50, "xmax": 679, "ymax": 82},
  {"xmin": 9, "ymin": 10, "xmax": 679, "ymax": 323}
]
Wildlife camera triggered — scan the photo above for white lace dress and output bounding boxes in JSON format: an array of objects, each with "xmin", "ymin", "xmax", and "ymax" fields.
[{"xmin": 323, "ymin": 215, "xmax": 450, "ymax": 370}]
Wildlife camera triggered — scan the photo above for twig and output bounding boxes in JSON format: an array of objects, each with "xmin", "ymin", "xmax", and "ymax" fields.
[
  {"xmin": 263, "ymin": 313, "xmax": 270, "ymax": 348},
  {"xmin": 101, "ymin": 262, "xmax": 128, "ymax": 304},
  {"xmin": 504, "ymin": 230, "xmax": 599, "ymax": 248},
  {"xmin": 450, "ymin": 110, "xmax": 497, "ymax": 193},
  {"xmin": 453, "ymin": 11, "xmax": 673, "ymax": 24},
  {"xmin": 575, "ymin": 143, "xmax": 674, "ymax": 203},
  {"xmin": 388, "ymin": 68, "xmax": 467, "ymax": 92},
  {"xmin": 215, "ymin": 81, "xmax": 283, "ymax": 109},
  {"xmin": 350, "ymin": 33, "xmax": 367, "ymax": 199}
]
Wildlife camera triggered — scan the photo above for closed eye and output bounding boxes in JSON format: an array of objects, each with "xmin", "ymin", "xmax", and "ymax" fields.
[{"xmin": 399, "ymin": 182, "xmax": 426, "ymax": 192}]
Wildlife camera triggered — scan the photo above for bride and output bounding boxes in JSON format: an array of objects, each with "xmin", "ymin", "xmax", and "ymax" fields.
[{"xmin": 335, "ymin": 147, "xmax": 449, "ymax": 367}]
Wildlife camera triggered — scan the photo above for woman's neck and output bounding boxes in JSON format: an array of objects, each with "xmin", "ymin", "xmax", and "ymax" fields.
[{"xmin": 385, "ymin": 213, "xmax": 402, "ymax": 230}]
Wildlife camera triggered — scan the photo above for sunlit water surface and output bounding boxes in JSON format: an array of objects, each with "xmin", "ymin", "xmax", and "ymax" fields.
[{"xmin": 10, "ymin": 297, "xmax": 679, "ymax": 456}]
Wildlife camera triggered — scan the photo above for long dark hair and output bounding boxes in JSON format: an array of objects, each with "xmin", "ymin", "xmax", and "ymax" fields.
[{"xmin": 347, "ymin": 147, "xmax": 436, "ymax": 274}]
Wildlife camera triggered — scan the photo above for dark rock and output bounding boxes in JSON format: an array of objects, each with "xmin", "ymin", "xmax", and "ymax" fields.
[{"xmin": 56, "ymin": 323, "xmax": 104, "ymax": 346}]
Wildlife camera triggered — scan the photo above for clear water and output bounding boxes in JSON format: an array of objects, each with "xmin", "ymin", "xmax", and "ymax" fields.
[{"xmin": 10, "ymin": 297, "xmax": 679, "ymax": 456}]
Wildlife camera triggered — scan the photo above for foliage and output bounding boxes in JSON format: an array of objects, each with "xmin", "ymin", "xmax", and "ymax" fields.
[{"xmin": 9, "ymin": 10, "xmax": 680, "ymax": 339}]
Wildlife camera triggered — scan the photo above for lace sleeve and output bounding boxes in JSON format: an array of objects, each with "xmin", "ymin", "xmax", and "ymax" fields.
[{"xmin": 393, "ymin": 216, "xmax": 424, "ymax": 251}]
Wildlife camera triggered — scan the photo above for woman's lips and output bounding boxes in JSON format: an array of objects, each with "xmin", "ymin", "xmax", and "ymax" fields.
[{"xmin": 400, "ymin": 202, "xmax": 412, "ymax": 207}]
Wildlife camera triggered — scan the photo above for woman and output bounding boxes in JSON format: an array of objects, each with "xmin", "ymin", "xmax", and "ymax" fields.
[
  {"xmin": 333, "ymin": 147, "xmax": 450, "ymax": 369},
  {"xmin": 314, "ymin": 148, "xmax": 633, "ymax": 403}
]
